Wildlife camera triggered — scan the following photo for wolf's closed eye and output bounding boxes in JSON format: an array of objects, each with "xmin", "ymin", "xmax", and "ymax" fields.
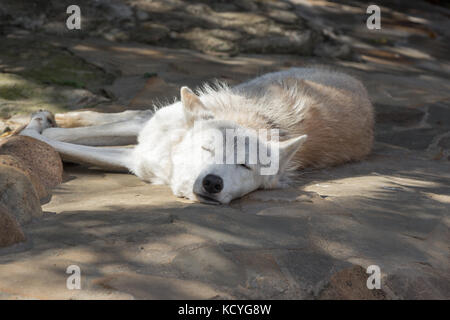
[
  {"xmin": 202, "ymin": 146, "xmax": 213, "ymax": 153},
  {"xmin": 239, "ymin": 163, "xmax": 252, "ymax": 170}
]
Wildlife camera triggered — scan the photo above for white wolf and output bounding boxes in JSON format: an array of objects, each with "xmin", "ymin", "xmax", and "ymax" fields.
[{"xmin": 21, "ymin": 67, "xmax": 374, "ymax": 204}]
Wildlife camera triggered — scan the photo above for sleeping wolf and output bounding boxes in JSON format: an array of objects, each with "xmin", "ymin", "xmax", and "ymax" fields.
[{"xmin": 21, "ymin": 67, "xmax": 374, "ymax": 204}]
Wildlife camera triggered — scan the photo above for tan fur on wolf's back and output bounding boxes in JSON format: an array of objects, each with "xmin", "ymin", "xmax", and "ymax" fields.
[
  {"xmin": 288, "ymin": 75, "xmax": 374, "ymax": 169},
  {"xmin": 231, "ymin": 68, "xmax": 374, "ymax": 170}
]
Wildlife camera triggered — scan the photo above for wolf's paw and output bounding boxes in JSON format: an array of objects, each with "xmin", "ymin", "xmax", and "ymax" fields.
[{"xmin": 25, "ymin": 110, "xmax": 57, "ymax": 134}]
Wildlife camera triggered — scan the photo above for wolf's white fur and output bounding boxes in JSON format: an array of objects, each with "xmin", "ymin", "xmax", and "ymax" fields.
[{"xmin": 21, "ymin": 67, "xmax": 374, "ymax": 204}]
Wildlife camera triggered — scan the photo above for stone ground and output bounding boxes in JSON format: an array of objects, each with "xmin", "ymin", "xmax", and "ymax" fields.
[{"xmin": 0, "ymin": 0, "xmax": 449, "ymax": 299}]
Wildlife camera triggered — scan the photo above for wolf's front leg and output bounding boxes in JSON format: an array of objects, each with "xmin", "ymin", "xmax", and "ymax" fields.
[
  {"xmin": 41, "ymin": 118, "xmax": 148, "ymax": 146},
  {"xmin": 55, "ymin": 109, "xmax": 153, "ymax": 127},
  {"xmin": 20, "ymin": 111, "xmax": 134, "ymax": 172}
]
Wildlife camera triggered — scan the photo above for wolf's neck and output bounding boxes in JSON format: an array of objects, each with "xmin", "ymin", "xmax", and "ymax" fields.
[
  {"xmin": 203, "ymin": 92, "xmax": 277, "ymax": 131},
  {"xmin": 220, "ymin": 109, "xmax": 275, "ymax": 131}
]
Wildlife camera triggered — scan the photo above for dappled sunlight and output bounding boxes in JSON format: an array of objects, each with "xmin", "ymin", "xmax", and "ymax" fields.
[
  {"xmin": 0, "ymin": 73, "xmax": 69, "ymax": 118},
  {"xmin": 304, "ymin": 173, "xmax": 441, "ymax": 198},
  {"xmin": 422, "ymin": 192, "xmax": 450, "ymax": 204},
  {"xmin": 1, "ymin": 0, "xmax": 449, "ymax": 300}
]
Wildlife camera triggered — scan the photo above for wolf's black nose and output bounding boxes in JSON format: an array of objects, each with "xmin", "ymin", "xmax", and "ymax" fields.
[{"xmin": 202, "ymin": 174, "xmax": 223, "ymax": 194}]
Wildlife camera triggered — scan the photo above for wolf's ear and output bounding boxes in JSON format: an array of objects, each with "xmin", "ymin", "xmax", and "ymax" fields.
[
  {"xmin": 180, "ymin": 86, "xmax": 207, "ymax": 126},
  {"xmin": 180, "ymin": 87, "xmax": 206, "ymax": 113},
  {"xmin": 277, "ymin": 134, "xmax": 308, "ymax": 170}
]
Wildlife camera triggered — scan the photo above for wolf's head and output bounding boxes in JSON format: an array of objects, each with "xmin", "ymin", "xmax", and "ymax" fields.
[{"xmin": 165, "ymin": 87, "xmax": 307, "ymax": 204}]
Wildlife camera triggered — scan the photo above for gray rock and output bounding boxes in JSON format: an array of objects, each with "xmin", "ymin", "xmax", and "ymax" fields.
[
  {"xmin": 385, "ymin": 266, "xmax": 450, "ymax": 299},
  {"xmin": 314, "ymin": 42, "xmax": 352, "ymax": 59},
  {"xmin": 236, "ymin": 0, "xmax": 259, "ymax": 12},
  {"xmin": 375, "ymin": 104, "xmax": 425, "ymax": 127},
  {"xmin": 266, "ymin": 9, "xmax": 298, "ymax": 24},
  {"xmin": 243, "ymin": 30, "xmax": 315, "ymax": 54},
  {"xmin": 184, "ymin": 3, "xmax": 214, "ymax": 16},
  {"xmin": 179, "ymin": 28, "xmax": 238, "ymax": 54},
  {"xmin": 260, "ymin": 0, "xmax": 293, "ymax": 10},
  {"xmin": 135, "ymin": 9, "xmax": 150, "ymax": 21},
  {"xmin": 94, "ymin": 0, "xmax": 134, "ymax": 21},
  {"xmin": 103, "ymin": 28, "xmax": 130, "ymax": 42},
  {"xmin": 172, "ymin": 246, "xmax": 246, "ymax": 288},
  {"xmin": 132, "ymin": 22, "xmax": 170, "ymax": 44},
  {"xmin": 427, "ymin": 102, "xmax": 450, "ymax": 129},
  {"xmin": 60, "ymin": 88, "xmax": 109, "ymax": 109},
  {"xmin": 438, "ymin": 136, "xmax": 450, "ymax": 149},
  {"xmin": 41, "ymin": 22, "xmax": 68, "ymax": 35},
  {"xmin": 12, "ymin": 14, "xmax": 46, "ymax": 31},
  {"xmin": 376, "ymin": 128, "xmax": 438, "ymax": 150},
  {"xmin": 231, "ymin": 250, "xmax": 291, "ymax": 299}
]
